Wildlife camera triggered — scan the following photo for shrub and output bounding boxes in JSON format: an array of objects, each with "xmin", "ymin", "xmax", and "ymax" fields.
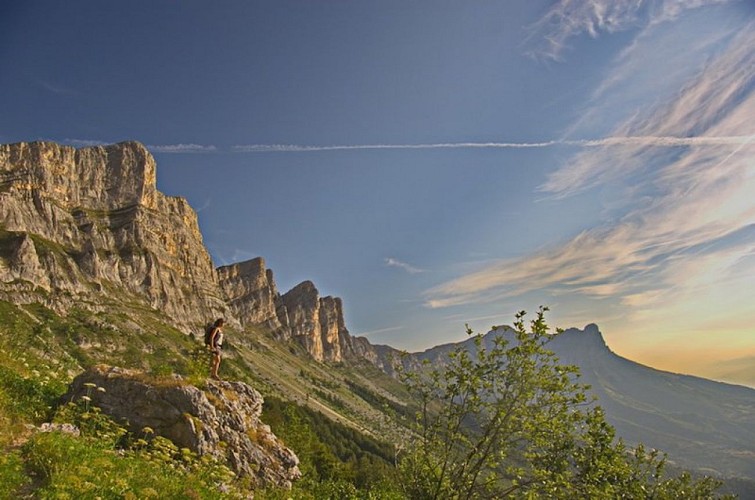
[{"xmin": 0, "ymin": 451, "xmax": 29, "ymax": 498}]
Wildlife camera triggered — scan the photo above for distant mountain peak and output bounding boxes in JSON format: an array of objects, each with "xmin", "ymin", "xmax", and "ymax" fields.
[{"xmin": 552, "ymin": 323, "xmax": 610, "ymax": 353}]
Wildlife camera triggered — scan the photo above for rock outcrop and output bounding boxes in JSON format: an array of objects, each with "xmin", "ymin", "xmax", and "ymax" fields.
[
  {"xmin": 0, "ymin": 141, "xmax": 227, "ymax": 329},
  {"xmin": 276, "ymin": 280, "xmax": 357, "ymax": 362},
  {"xmin": 351, "ymin": 336, "xmax": 403, "ymax": 375},
  {"xmin": 64, "ymin": 365, "xmax": 301, "ymax": 489},
  {"xmin": 217, "ymin": 257, "xmax": 283, "ymax": 332}
]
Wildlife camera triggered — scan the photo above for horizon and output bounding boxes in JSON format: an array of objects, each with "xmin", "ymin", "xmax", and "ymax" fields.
[{"xmin": 1, "ymin": 1, "xmax": 753, "ymax": 387}]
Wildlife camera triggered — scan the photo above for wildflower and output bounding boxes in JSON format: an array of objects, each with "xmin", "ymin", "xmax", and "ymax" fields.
[
  {"xmin": 142, "ymin": 426, "xmax": 154, "ymax": 435},
  {"xmin": 81, "ymin": 396, "xmax": 92, "ymax": 402},
  {"xmin": 97, "ymin": 386, "xmax": 106, "ymax": 393},
  {"xmin": 84, "ymin": 382, "xmax": 97, "ymax": 388}
]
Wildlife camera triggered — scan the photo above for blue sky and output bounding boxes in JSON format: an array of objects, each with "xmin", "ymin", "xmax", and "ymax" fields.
[{"xmin": 2, "ymin": 0, "xmax": 754, "ymax": 386}]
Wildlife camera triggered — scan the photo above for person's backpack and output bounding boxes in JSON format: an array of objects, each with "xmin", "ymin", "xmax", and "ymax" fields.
[{"xmin": 203, "ymin": 323, "xmax": 215, "ymax": 346}]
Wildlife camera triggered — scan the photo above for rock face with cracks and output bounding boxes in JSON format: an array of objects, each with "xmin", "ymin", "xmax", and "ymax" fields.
[
  {"xmin": 63, "ymin": 365, "xmax": 301, "ymax": 489},
  {"xmin": 0, "ymin": 140, "xmax": 390, "ymax": 365},
  {"xmin": 0, "ymin": 141, "xmax": 227, "ymax": 330}
]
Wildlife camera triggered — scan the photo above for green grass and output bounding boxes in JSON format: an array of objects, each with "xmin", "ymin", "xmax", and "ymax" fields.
[{"xmin": 23, "ymin": 411, "xmax": 237, "ymax": 499}]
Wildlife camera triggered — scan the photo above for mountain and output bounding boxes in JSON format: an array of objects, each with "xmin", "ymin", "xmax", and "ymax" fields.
[
  {"xmin": 2, "ymin": 140, "xmax": 753, "ymax": 494},
  {"xmin": 0, "ymin": 141, "xmax": 226, "ymax": 328},
  {"xmin": 548, "ymin": 325, "xmax": 755, "ymax": 480},
  {"xmin": 412, "ymin": 324, "xmax": 755, "ymax": 483},
  {"xmin": 0, "ymin": 141, "xmax": 383, "ymax": 363}
]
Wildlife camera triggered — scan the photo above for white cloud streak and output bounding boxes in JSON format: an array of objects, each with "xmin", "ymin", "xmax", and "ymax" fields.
[
  {"xmin": 356, "ymin": 325, "xmax": 405, "ymax": 337},
  {"xmin": 232, "ymin": 136, "xmax": 750, "ymax": 154},
  {"xmin": 147, "ymin": 144, "xmax": 217, "ymax": 154},
  {"xmin": 234, "ymin": 142, "xmax": 561, "ymax": 152},
  {"xmin": 52, "ymin": 137, "xmax": 753, "ymax": 155},
  {"xmin": 385, "ymin": 257, "xmax": 424, "ymax": 274}
]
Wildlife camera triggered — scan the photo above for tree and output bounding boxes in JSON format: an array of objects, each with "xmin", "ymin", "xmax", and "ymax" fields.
[{"xmin": 397, "ymin": 307, "xmax": 728, "ymax": 499}]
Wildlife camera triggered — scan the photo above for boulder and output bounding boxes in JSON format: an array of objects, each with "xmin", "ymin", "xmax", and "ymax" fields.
[{"xmin": 63, "ymin": 365, "xmax": 300, "ymax": 489}]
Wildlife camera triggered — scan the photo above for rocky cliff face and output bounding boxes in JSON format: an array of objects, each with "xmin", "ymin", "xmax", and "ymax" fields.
[
  {"xmin": 0, "ymin": 141, "xmax": 227, "ymax": 329},
  {"xmin": 0, "ymin": 140, "xmax": 385, "ymax": 365},
  {"xmin": 64, "ymin": 365, "xmax": 300, "ymax": 488},
  {"xmin": 217, "ymin": 257, "xmax": 283, "ymax": 332},
  {"xmin": 276, "ymin": 281, "xmax": 357, "ymax": 362},
  {"xmin": 216, "ymin": 260, "xmax": 377, "ymax": 363}
]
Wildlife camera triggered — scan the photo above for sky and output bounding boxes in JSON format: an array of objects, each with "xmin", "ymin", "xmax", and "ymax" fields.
[{"xmin": 1, "ymin": 0, "xmax": 754, "ymax": 387}]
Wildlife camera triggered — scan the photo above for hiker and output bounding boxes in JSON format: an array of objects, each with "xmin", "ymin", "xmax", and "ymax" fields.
[{"xmin": 208, "ymin": 318, "xmax": 225, "ymax": 380}]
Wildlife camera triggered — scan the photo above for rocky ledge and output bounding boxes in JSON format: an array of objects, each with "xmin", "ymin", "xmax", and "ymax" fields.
[{"xmin": 63, "ymin": 365, "xmax": 301, "ymax": 489}]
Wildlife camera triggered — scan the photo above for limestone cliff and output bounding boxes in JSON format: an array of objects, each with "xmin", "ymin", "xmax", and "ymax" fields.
[
  {"xmin": 276, "ymin": 280, "xmax": 358, "ymax": 362},
  {"xmin": 0, "ymin": 141, "xmax": 227, "ymax": 329},
  {"xmin": 0, "ymin": 140, "xmax": 387, "ymax": 366},
  {"xmin": 217, "ymin": 257, "xmax": 283, "ymax": 332},
  {"xmin": 216, "ymin": 262, "xmax": 387, "ymax": 363}
]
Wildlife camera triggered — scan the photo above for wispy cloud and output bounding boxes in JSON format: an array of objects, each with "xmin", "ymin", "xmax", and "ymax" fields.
[
  {"xmin": 524, "ymin": 0, "xmax": 733, "ymax": 61},
  {"xmin": 426, "ymin": 13, "xmax": 755, "ymax": 329},
  {"xmin": 385, "ymin": 257, "xmax": 424, "ymax": 274},
  {"xmin": 356, "ymin": 325, "xmax": 405, "ymax": 337},
  {"xmin": 233, "ymin": 141, "xmax": 561, "ymax": 152},
  {"xmin": 541, "ymin": 21, "xmax": 755, "ymax": 197},
  {"xmin": 60, "ymin": 136, "xmax": 752, "ymax": 156},
  {"xmin": 147, "ymin": 144, "xmax": 217, "ymax": 154},
  {"xmin": 36, "ymin": 80, "xmax": 77, "ymax": 96},
  {"xmin": 194, "ymin": 197, "xmax": 212, "ymax": 213}
]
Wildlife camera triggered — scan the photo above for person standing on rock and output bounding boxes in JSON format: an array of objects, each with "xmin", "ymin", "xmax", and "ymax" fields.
[{"xmin": 208, "ymin": 318, "xmax": 225, "ymax": 380}]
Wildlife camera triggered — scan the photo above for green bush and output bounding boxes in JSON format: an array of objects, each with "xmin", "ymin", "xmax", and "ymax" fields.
[
  {"xmin": 0, "ymin": 365, "xmax": 62, "ymax": 423},
  {"xmin": 23, "ymin": 430, "xmax": 233, "ymax": 499},
  {"xmin": 0, "ymin": 451, "xmax": 29, "ymax": 498}
]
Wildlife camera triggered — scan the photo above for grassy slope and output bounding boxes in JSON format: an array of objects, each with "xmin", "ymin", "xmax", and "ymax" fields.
[{"xmin": 0, "ymin": 297, "xmax": 413, "ymax": 497}]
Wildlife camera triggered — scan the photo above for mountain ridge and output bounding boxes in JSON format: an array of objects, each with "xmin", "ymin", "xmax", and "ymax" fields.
[
  {"xmin": 2, "ymin": 140, "xmax": 753, "ymax": 491},
  {"xmin": 412, "ymin": 322, "xmax": 755, "ymax": 480}
]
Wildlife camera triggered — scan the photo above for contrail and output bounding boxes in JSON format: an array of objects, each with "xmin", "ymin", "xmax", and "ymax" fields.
[
  {"xmin": 147, "ymin": 143, "xmax": 218, "ymax": 153},
  {"xmin": 232, "ymin": 135, "xmax": 754, "ymax": 153},
  {"xmin": 232, "ymin": 141, "xmax": 560, "ymax": 152}
]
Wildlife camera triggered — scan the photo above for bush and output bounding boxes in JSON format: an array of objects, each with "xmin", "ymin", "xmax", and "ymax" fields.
[
  {"xmin": 0, "ymin": 365, "xmax": 61, "ymax": 423},
  {"xmin": 0, "ymin": 451, "xmax": 29, "ymax": 498}
]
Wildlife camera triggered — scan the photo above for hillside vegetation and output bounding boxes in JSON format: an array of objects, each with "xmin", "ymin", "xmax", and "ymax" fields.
[
  {"xmin": 0, "ymin": 300, "xmax": 734, "ymax": 498},
  {"xmin": 0, "ymin": 299, "xmax": 409, "ymax": 497}
]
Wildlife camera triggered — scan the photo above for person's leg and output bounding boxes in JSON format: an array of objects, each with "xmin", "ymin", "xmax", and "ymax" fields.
[{"xmin": 211, "ymin": 351, "xmax": 222, "ymax": 379}]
